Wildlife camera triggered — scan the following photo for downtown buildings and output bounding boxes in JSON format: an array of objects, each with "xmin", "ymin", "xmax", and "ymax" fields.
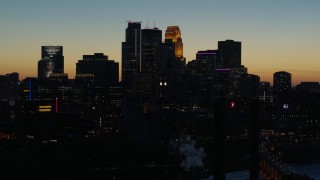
[
  {"xmin": 1, "ymin": 21, "xmax": 320, "ymax": 180},
  {"xmin": 38, "ymin": 46, "xmax": 64, "ymax": 79}
]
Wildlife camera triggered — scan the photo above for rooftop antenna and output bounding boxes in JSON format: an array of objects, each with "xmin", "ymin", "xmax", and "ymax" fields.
[{"xmin": 154, "ymin": 20, "xmax": 156, "ymax": 28}]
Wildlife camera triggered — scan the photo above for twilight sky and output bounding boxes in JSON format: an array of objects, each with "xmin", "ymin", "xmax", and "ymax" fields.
[{"xmin": 1, "ymin": 0, "xmax": 320, "ymax": 85}]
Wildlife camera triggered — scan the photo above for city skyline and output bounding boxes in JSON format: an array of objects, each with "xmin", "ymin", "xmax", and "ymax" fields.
[{"xmin": 1, "ymin": 0, "xmax": 320, "ymax": 85}]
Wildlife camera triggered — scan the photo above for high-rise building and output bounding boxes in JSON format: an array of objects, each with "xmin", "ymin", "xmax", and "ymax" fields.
[
  {"xmin": 239, "ymin": 74, "xmax": 260, "ymax": 99},
  {"xmin": 165, "ymin": 26, "xmax": 183, "ymax": 59},
  {"xmin": 0, "ymin": 72, "xmax": 19, "ymax": 100},
  {"xmin": 259, "ymin": 82, "xmax": 272, "ymax": 101},
  {"xmin": 273, "ymin": 71, "xmax": 291, "ymax": 106},
  {"xmin": 76, "ymin": 53, "xmax": 119, "ymax": 87},
  {"xmin": 229, "ymin": 66, "xmax": 248, "ymax": 97},
  {"xmin": 76, "ymin": 53, "xmax": 121, "ymax": 130},
  {"xmin": 127, "ymin": 27, "xmax": 163, "ymax": 98},
  {"xmin": 218, "ymin": 40, "xmax": 241, "ymax": 68},
  {"xmin": 296, "ymin": 82, "xmax": 320, "ymax": 93},
  {"xmin": 195, "ymin": 50, "xmax": 222, "ymax": 76},
  {"xmin": 39, "ymin": 73, "xmax": 72, "ymax": 112},
  {"xmin": 122, "ymin": 21, "xmax": 141, "ymax": 85},
  {"xmin": 141, "ymin": 27, "xmax": 162, "ymax": 73},
  {"xmin": 213, "ymin": 68, "xmax": 231, "ymax": 98},
  {"xmin": 38, "ymin": 46, "xmax": 64, "ymax": 79},
  {"xmin": 162, "ymin": 26, "xmax": 186, "ymax": 89}
]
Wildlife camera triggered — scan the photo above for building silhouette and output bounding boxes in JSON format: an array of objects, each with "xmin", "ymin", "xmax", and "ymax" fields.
[
  {"xmin": 76, "ymin": 53, "xmax": 121, "ymax": 132},
  {"xmin": 273, "ymin": 71, "xmax": 291, "ymax": 108},
  {"xmin": 218, "ymin": 40, "xmax": 241, "ymax": 68},
  {"xmin": 239, "ymin": 74, "xmax": 260, "ymax": 99},
  {"xmin": 0, "ymin": 72, "xmax": 19, "ymax": 100},
  {"xmin": 191, "ymin": 50, "xmax": 223, "ymax": 76},
  {"xmin": 76, "ymin": 53, "xmax": 119, "ymax": 87},
  {"xmin": 122, "ymin": 21, "xmax": 141, "ymax": 88},
  {"xmin": 259, "ymin": 82, "xmax": 272, "ymax": 103},
  {"xmin": 38, "ymin": 46, "xmax": 64, "ymax": 79},
  {"xmin": 141, "ymin": 27, "xmax": 162, "ymax": 73}
]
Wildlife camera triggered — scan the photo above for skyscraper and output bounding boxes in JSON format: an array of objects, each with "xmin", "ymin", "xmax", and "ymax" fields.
[
  {"xmin": 122, "ymin": 21, "xmax": 141, "ymax": 85},
  {"xmin": 76, "ymin": 53, "xmax": 119, "ymax": 87},
  {"xmin": 239, "ymin": 74, "xmax": 260, "ymax": 99},
  {"xmin": 0, "ymin": 72, "xmax": 19, "ymax": 100},
  {"xmin": 38, "ymin": 46, "xmax": 64, "ymax": 79},
  {"xmin": 273, "ymin": 71, "xmax": 292, "ymax": 107},
  {"xmin": 163, "ymin": 26, "xmax": 186, "ymax": 82},
  {"xmin": 218, "ymin": 40, "xmax": 241, "ymax": 68},
  {"xmin": 165, "ymin": 26, "xmax": 183, "ymax": 59},
  {"xmin": 141, "ymin": 27, "xmax": 162, "ymax": 73},
  {"xmin": 195, "ymin": 50, "xmax": 222, "ymax": 76}
]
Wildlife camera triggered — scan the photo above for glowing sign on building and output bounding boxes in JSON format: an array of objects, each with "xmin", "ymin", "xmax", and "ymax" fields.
[{"xmin": 38, "ymin": 105, "xmax": 52, "ymax": 113}]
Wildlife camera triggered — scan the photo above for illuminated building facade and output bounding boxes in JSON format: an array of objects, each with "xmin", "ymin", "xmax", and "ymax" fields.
[
  {"xmin": 165, "ymin": 26, "xmax": 183, "ymax": 59},
  {"xmin": 37, "ymin": 73, "xmax": 72, "ymax": 113},
  {"xmin": 20, "ymin": 77, "xmax": 37, "ymax": 101},
  {"xmin": 38, "ymin": 46, "xmax": 64, "ymax": 79}
]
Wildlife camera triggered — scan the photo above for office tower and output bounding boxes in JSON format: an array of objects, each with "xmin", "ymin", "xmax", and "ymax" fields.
[
  {"xmin": 295, "ymin": 82, "xmax": 320, "ymax": 117},
  {"xmin": 160, "ymin": 26, "xmax": 185, "ymax": 96},
  {"xmin": 273, "ymin": 71, "xmax": 291, "ymax": 107},
  {"xmin": 259, "ymin": 82, "xmax": 272, "ymax": 101},
  {"xmin": 76, "ymin": 53, "xmax": 121, "ymax": 130},
  {"xmin": 239, "ymin": 74, "xmax": 260, "ymax": 99},
  {"xmin": 36, "ymin": 73, "xmax": 73, "ymax": 113},
  {"xmin": 122, "ymin": 21, "xmax": 141, "ymax": 85},
  {"xmin": 141, "ymin": 27, "xmax": 162, "ymax": 73},
  {"xmin": 38, "ymin": 46, "xmax": 64, "ymax": 79},
  {"xmin": 0, "ymin": 72, "xmax": 19, "ymax": 100},
  {"xmin": 183, "ymin": 50, "xmax": 222, "ymax": 105},
  {"xmin": 127, "ymin": 27, "xmax": 163, "ymax": 98},
  {"xmin": 229, "ymin": 66, "xmax": 248, "ymax": 97},
  {"xmin": 76, "ymin": 53, "xmax": 119, "ymax": 87},
  {"xmin": 213, "ymin": 68, "xmax": 231, "ymax": 98},
  {"xmin": 73, "ymin": 74, "xmax": 95, "ymax": 111},
  {"xmin": 218, "ymin": 40, "xmax": 241, "ymax": 68},
  {"xmin": 20, "ymin": 77, "xmax": 38, "ymax": 101},
  {"xmin": 195, "ymin": 50, "xmax": 222, "ymax": 76},
  {"xmin": 296, "ymin": 82, "xmax": 320, "ymax": 93},
  {"xmin": 165, "ymin": 26, "xmax": 183, "ymax": 59}
]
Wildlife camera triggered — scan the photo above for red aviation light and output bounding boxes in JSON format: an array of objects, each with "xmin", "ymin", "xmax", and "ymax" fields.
[{"xmin": 230, "ymin": 101, "xmax": 236, "ymax": 109}]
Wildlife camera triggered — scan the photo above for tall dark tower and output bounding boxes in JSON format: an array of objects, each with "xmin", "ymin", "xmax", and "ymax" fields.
[
  {"xmin": 38, "ymin": 46, "xmax": 64, "ymax": 79},
  {"xmin": 273, "ymin": 71, "xmax": 292, "ymax": 108},
  {"xmin": 218, "ymin": 40, "xmax": 241, "ymax": 68},
  {"xmin": 141, "ymin": 27, "xmax": 162, "ymax": 73},
  {"xmin": 122, "ymin": 21, "xmax": 141, "ymax": 86}
]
